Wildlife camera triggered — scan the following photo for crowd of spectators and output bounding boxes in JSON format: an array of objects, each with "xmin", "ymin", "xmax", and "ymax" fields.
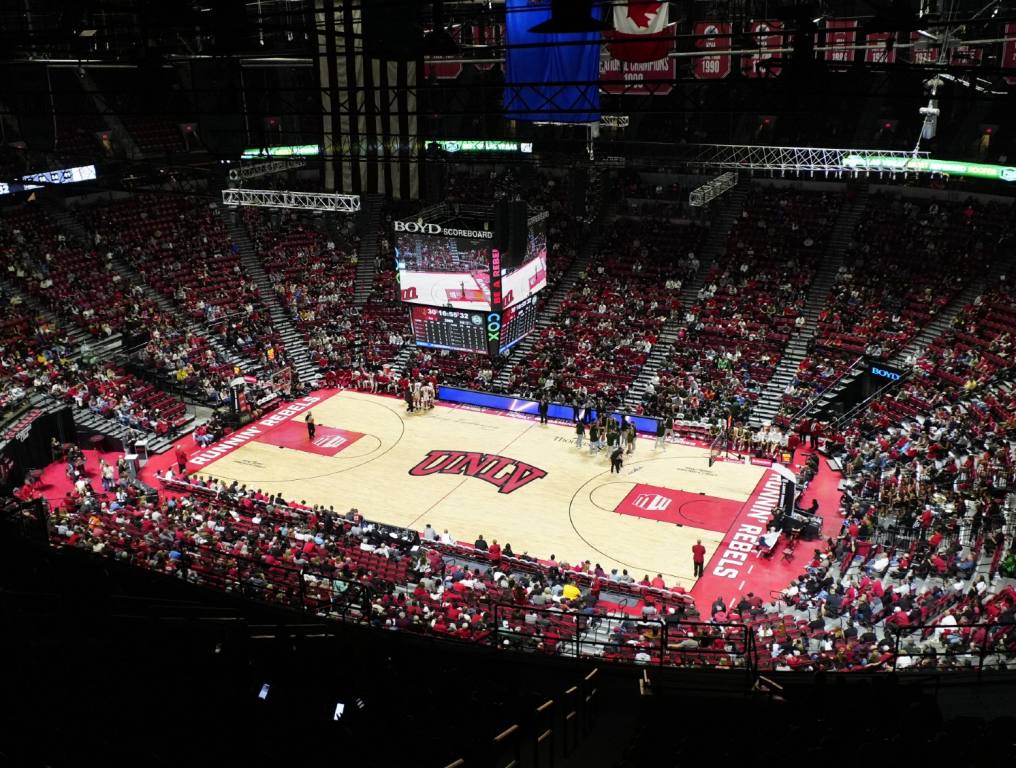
[
  {"xmin": 498, "ymin": 215, "xmax": 709, "ymax": 409},
  {"xmin": 645, "ymin": 187, "xmax": 843, "ymax": 426},
  {"xmin": 5, "ymin": 179, "xmax": 1016, "ymax": 674},
  {"xmin": 84, "ymin": 195, "xmax": 293, "ymax": 400},
  {"xmin": 0, "ymin": 206, "xmax": 163, "ymax": 338},
  {"xmin": 777, "ymin": 194, "xmax": 1015, "ymax": 422}
]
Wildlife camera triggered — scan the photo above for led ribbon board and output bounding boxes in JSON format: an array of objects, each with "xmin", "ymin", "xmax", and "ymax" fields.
[
  {"xmin": 240, "ymin": 144, "xmax": 321, "ymax": 159},
  {"xmin": 432, "ymin": 140, "xmax": 533, "ymax": 154},
  {"xmin": 0, "ymin": 164, "xmax": 97, "ymax": 196},
  {"xmin": 843, "ymin": 154, "xmax": 1016, "ymax": 182}
]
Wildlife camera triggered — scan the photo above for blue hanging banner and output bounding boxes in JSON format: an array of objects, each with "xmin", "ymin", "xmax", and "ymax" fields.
[{"xmin": 503, "ymin": 0, "xmax": 602, "ymax": 123}]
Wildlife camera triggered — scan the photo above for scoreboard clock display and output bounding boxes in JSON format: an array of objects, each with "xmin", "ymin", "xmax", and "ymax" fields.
[{"xmin": 410, "ymin": 306, "xmax": 488, "ymax": 354}]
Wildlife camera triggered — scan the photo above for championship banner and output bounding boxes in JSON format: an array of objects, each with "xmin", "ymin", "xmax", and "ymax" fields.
[
  {"xmin": 693, "ymin": 21, "xmax": 732, "ymax": 79},
  {"xmin": 504, "ymin": 0, "xmax": 601, "ymax": 123},
  {"xmin": 950, "ymin": 45, "xmax": 982, "ymax": 67},
  {"xmin": 600, "ymin": 47, "xmax": 675, "ymax": 95},
  {"xmin": 824, "ymin": 19, "xmax": 857, "ymax": 65},
  {"xmin": 1005, "ymin": 23, "xmax": 1016, "ymax": 84},
  {"xmin": 865, "ymin": 32, "xmax": 896, "ymax": 64},
  {"xmin": 742, "ymin": 20, "xmax": 783, "ymax": 78},
  {"xmin": 909, "ymin": 31, "xmax": 939, "ymax": 64}
]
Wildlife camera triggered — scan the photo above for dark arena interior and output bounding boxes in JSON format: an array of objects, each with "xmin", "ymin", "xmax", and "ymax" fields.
[{"xmin": 3, "ymin": 0, "xmax": 1016, "ymax": 765}]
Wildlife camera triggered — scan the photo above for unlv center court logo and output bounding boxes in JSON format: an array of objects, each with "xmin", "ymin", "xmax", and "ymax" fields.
[
  {"xmin": 632, "ymin": 493, "xmax": 671, "ymax": 512},
  {"xmin": 409, "ymin": 450, "xmax": 547, "ymax": 495}
]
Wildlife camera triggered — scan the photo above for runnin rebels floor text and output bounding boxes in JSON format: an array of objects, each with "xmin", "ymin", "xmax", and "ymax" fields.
[{"xmin": 185, "ymin": 391, "xmax": 768, "ymax": 586}]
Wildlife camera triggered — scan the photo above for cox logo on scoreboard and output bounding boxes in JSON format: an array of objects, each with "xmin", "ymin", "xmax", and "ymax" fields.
[{"xmin": 487, "ymin": 312, "xmax": 502, "ymax": 342}]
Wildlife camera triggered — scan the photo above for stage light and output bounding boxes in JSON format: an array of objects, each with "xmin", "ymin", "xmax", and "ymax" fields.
[{"xmin": 529, "ymin": 0, "xmax": 604, "ymax": 34}]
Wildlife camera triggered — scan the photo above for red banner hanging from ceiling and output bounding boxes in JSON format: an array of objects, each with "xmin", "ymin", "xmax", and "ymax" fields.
[
  {"xmin": 1004, "ymin": 23, "xmax": 1016, "ymax": 84},
  {"xmin": 865, "ymin": 32, "xmax": 897, "ymax": 64},
  {"xmin": 742, "ymin": 20, "xmax": 783, "ymax": 78},
  {"xmin": 824, "ymin": 19, "xmax": 857, "ymax": 65},
  {"xmin": 950, "ymin": 45, "xmax": 982, "ymax": 67},
  {"xmin": 692, "ymin": 21, "xmax": 732, "ymax": 79},
  {"xmin": 909, "ymin": 31, "xmax": 940, "ymax": 64},
  {"xmin": 423, "ymin": 26, "xmax": 463, "ymax": 80},
  {"xmin": 600, "ymin": 47, "xmax": 676, "ymax": 95}
]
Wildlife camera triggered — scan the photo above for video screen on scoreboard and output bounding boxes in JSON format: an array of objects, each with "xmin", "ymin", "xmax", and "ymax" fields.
[
  {"xmin": 500, "ymin": 219, "xmax": 547, "ymax": 310},
  {"xmin": 499, "ymin": 294, "xmax": 539, "ymax": 354},
  {"xmin": 410, "ymin": 305, "xmax": 489, "ymax": 354},
  {"xmin": 396, "ymin": 233, "xmax": 492, "ymax": 311}
]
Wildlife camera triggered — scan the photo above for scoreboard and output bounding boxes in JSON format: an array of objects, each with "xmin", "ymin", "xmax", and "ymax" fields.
[
  {"xmin": 411, "ymin": 306, "xmax": 489, "ymax": 354},
  {"xmin": 499, "ymin": 295, "xmax": 539, "ymax": 354},
  {"xmin": 397, "ymin": 203, "xmax": 548, "ymax": 357}
]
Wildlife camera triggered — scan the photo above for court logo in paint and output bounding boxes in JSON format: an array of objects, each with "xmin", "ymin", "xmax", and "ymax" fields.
[
  {"xmin": 313, "ymin": 434, "xmax": 348, "ymax": 450},
  {"xmin": 632, "ymin": 493, "xmax": 671, "ymax": 512},
  {"xmin": 408, "ymin": 450, "xmax": 547, "ymax": 494},
  {"xmin": 256, "ymin": 421, "xmax": 364, "ymax": 457}
]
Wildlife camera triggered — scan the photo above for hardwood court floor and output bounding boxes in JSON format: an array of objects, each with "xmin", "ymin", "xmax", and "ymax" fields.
[{"xmin": 194, "ymin": 391, "xmax": 767, "ymax": 586}]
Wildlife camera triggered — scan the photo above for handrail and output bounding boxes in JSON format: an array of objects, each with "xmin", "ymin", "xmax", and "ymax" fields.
[
  {"xmin": 830, "ymin": 368, "xmax": 913, "ymax": 431},
  {"xmin": 787, "ymin": 353, "xmax": 866, "ymax": 425}
]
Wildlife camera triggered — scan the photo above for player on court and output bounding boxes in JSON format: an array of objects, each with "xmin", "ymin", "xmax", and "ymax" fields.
[
  {"xmin": 306, "ymin": 412, "xmax": 316, "ymax": 440},
  {"xmin": 625, "ymin": 422, "xmax": 637, "ymax": 454},
  {"xmin": 574, "ymin": 419, "xmax": 585, "ymax": 448},
  {"xmin": 421, "ymin": 381, "xmax": 435, "ymax": 410},
  {"xmin": 412, "ymin": 380, "xmax": 422, "ymax": 411}
]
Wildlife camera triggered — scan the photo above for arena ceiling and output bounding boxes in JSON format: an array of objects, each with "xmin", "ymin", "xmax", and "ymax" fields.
[{"xmin": 0, "ymin": 1, "xmax": 1014, "ymax": 183}]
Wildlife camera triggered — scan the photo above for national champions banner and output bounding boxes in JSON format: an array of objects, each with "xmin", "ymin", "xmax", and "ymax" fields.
[{"xmin": 504, "ymin": 0, "xmax": 601, "ymax": 122}]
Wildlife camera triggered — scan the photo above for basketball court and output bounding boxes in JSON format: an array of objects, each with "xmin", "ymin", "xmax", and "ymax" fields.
[{"xmin": 183, "ymin": 390, "xmax": 770, "ymax": 587}]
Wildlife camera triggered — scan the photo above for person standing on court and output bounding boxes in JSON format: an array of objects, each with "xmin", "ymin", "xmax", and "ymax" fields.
[
  {"xmin": 538, "ymin": 397, "xmax": 549, "ymax": 424},
  {"xmin": 306, "ymin": 412, "xmax": 316, "ymax": 440},
  {"xmin": 588, "ymin": 422, "xmax": 600, "ymax": 454},
  {"xmin": 610, "ymin": 445, "xmax": 624, "ymax": 474},
  {"xmin": 575, "ymin": 418, "xmax": 585, "ymax": 448},
  {"xmin": 606, "ymin": 423, "xmax": 620, "ymax": 456},
  {"xmin": 404, "ymin": 385, "xmax": 415, "ymax": 412},
  {"xmin": 692, "ymin": 539, "xmax": 706, "ymax": 578},
  {"xmin": 626, "ymin": 422, "xmax": 637, "ymax": 455},
  {"xmin": 654, "ymin": 419, "xmax": 666, "ymax": 450}
]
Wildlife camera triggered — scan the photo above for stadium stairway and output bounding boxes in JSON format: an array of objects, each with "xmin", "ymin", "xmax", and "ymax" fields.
[
  {"xmin": 749, "ymin": 183, "xmax": 870, "ymax": 427},
  {"xmin": 353, "ymin": 193, "xmax": 385, "ymax": 305},
  {"xmin": 225, "ymin": 215, "xmax": 320, "ymax": 386},
  {"xmin": 623, "ymin": 183, "xmax": 749, "ymax": 411}
]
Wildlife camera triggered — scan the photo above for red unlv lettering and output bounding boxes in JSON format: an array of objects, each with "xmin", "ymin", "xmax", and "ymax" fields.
[{"xmin": 408, "ymin": 450, "xmax": 547, "ymax": 494}]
